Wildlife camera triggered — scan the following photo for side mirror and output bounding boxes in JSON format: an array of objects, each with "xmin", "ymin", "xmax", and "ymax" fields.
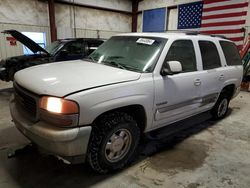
[{"xmin": 161, "ymin": 61, "xmax": 182, "ymax": 76}]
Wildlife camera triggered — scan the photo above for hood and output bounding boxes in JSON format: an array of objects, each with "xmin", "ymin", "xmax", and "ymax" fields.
[
  {"xmin": 15, "ymin": 60, "xmax": 141, "ymax": 97},
  {"xmin": 2, "ymin": 30, "xmax": 49, "ymax": 55}
]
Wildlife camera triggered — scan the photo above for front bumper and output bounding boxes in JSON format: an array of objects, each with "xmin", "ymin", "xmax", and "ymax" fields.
[{"xmin": 10, "ymin": 95, "xmax": 92, "ymax": 159}]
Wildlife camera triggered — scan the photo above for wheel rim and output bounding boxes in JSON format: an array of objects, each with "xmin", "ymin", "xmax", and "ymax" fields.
[
  {"xmin": 105, "ymin": 128, "xmax": 132, "ymax": 163},
  {"xmin": 217, "ymin": 98, "xmax": 228, "ymax": 117}
]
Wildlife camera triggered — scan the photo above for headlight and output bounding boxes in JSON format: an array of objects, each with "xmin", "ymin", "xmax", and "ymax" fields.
[
  {"xmin": 39, "ymin": 96, "xmax": 79, "ymax": 114},
  {"xmin": 39, "ymin": 96, "xmax": 79, "ymax": 127}
]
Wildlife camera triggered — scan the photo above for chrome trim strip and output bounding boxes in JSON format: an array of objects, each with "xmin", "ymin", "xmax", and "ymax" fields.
[
  {"xmin": 157, "ymin": 93, "xmax": 218, "ymax": 114},
  {"xmin": 156, "ymin": 101, "xmax": 168, "ymax": 106}
]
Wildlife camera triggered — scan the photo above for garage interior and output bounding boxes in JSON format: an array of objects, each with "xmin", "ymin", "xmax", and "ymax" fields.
[{"xmin": 0, "ymin": 0, "xmax": 250, "ymax": 187}]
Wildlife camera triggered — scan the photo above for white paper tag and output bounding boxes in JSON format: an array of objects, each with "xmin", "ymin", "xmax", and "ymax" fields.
[{"xmin": 136, "ymin": 38, "xmax": 155, "ymax": 45}]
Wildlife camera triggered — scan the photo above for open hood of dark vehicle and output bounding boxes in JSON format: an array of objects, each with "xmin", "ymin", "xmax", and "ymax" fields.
[{"xmin": 2, "ymin": 30, "xmax": 50, "ymax": 55}]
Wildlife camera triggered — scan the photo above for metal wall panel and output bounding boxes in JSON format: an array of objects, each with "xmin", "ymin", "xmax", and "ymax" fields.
[
  {"xmin": 55, "ymin": 4, "xmax": 131, "ymax": 39},
  {"xmin": 137, "ymin": 13, "xmax": 142, "ymax": 32},
  {"xmin": 138, "ymin": 0, "xmax": 250, "ymax": 43},
  {"xmin": 75, "ymin": 28, "xmax": 118, "ymax": 39},
  {"xmin": 59, "ymin": 0, "xmax": 132, "ymax": 12},
  {"xmin": 167, "ymin": 8, "xmax": 178, "ymax": 30},
  {"xmin": 0, "ymin": 0, "xmax": 50, "ymax": 59},
  {"xmin": 138, "ymin": 0, "xmax": 199, "ymax": 11},
  {"xmin": 0, "ymin": 0, "xmax": 49, "ymax": 26},
  {"xmin": 0, "ymin": 24, "xmax": 50, "ymax": 59},
  {"xmin": 0, "ymin": 0, "xmax": 132, "ymax": 59}
]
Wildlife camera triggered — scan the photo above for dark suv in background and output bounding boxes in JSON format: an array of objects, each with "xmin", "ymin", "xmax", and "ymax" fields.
[{"xmin": 0, "ymin": 30, "xmax": 104, "ymax": 81}]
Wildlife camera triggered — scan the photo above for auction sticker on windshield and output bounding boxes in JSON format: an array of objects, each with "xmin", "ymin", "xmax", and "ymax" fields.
[{"xmin": 136, "ymin": 38, "xmax": 155, "ymax": 45}]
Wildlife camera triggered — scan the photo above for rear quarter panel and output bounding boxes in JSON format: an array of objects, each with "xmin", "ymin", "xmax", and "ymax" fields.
[{"xmin": 222, "ymin": 65, "xmax": 243, "ymax": 93}]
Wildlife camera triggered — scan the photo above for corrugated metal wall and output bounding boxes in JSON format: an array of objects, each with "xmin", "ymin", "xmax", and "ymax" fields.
[
  {"xmin": 0, "ymin": 0, "xmax": 132, "ymax": 59},
  {"xmin": 0, "ymin": 24, "xmax": 50, "ymax": 59},
  {"xmin": 137, "ymin": 0, "xmax": 250, "ymax": 43},
  {"xmin": 0, "ymin": 0, "xmax": 50, "ymax": 59},
  {"xmin": 59, "ymin": 0, "xmax": 132, "ymax": 12},
  {"xmin": 55, "ymin": 4, "xmax": 131, "ymax": 39}
]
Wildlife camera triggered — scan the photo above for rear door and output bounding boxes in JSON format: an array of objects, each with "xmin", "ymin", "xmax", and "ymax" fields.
[{"xmin": 197, "ymin": 40, "xmax": 224, "ymax": 110}]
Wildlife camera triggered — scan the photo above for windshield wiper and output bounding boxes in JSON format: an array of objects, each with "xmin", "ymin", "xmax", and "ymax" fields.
[
  {"xmin": 119, "ymin": 64, "xmax": 143, "ymax": 72},
  {"xmin": 103, "ymin": 61, "xmax": 143, "ymax": 72},
  {"xmin": 107, "ymin": 56, "xmax": 124, "ymax": 60},
  {"xmin": 84, "ymin": 56, "xmax": 96, "ymax": 63},
  {"xmin": 103, "ymin": 61, "xmax": 126, "ymax": 70}
]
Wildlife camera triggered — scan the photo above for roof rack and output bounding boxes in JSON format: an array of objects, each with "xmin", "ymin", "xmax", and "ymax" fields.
[
  {"xmin": 209, "ymin": 34, "xmax": 228, "ymax": 39},
  {"xmin": 165, "ymin": 30, "xmax": 228, "ymax": 39},
  {"xmin": 165, "ymin": 30, "xmax": 199, "ymax": 35}
]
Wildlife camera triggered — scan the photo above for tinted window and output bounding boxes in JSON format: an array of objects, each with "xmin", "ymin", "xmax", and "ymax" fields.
[
  {"xmin": 164, "ymin": 40, "xmax": 197, "ymax": 72},
  {"xmin": 220, "ymin": 41, "xmax": 242, "ymax": 65},
  {"xmin": 63, "ymin": 41, "xmax": 84, "ymax": 55},
  {"xmin": 199, "ymin": 41, "xmax": 221, "ymax": 70},
  {"xmin": 45, "ymin": 41, "xmax": 64, "ymax": 55}
]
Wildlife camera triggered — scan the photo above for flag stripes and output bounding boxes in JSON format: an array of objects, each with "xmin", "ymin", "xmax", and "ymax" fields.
[{"xmin": 200, "ymin": 0, "xmax": 249, "ymax": 49}]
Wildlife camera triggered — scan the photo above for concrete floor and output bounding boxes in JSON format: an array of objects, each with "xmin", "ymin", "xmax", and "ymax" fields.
[{"xmin": 0, "ymin": 80, "xmax": 250, "ymax": 188}]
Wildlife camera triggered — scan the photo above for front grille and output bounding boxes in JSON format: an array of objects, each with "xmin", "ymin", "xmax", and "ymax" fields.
[{"xmin": 14, "ymin": 82, "xmax": 38, "ymax": 121}]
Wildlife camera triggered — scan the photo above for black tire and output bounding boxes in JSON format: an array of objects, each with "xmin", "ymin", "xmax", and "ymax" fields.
[
  {"xmin": 87, "ymin": 112, "xmax": 140, "ymax": 174},
  {"xmin": 211, "ymin": 93, "xmax": 230, "ymax": 120}
]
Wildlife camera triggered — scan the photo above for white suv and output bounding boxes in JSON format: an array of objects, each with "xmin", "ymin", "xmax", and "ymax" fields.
[{"xmin": 10, "ymin": 32, "xmax": 243, "ymax": 173}]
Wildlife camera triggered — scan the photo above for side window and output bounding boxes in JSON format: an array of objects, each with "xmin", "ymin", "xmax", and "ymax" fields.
[
  {"xmin": 88, "ymin": 41, "xmax": 103, "ymax": 54},
  {"xmin": 164, "ymin": 40, "xmax": 197, "ymax": 72},
  {"xmin": 220, "ymin": 41, "xmax": 242, "ymax": 65},
  {"xmin": 199, "ymin": 41, "xmax": 221, "ymax": 70},
  {"xmin": 62, "ymin": 41, "xmax": 84, "ymax": 55}
]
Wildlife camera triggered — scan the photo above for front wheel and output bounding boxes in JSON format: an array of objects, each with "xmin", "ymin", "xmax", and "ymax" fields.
[
  {"xmin": 87, "ymin": 112, "xmax": 140, "ymax": 173},
  {"xmin": 211, "ymin": 94, "xmax": 229, "ymax": 120}
]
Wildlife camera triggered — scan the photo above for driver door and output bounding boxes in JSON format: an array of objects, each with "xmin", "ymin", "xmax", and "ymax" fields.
[{"xmin": 153, "ymin": 39, "xmax": 202, "ymax": 128}]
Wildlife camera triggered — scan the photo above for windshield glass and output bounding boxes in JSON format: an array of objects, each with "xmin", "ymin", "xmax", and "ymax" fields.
[
  {"xmin": 88, "ymin": 36, "xmax": 167, "ymax": 72},
  {"xmin": 45, "ymin": 41, "xmax": 64, "ymax": 55}
]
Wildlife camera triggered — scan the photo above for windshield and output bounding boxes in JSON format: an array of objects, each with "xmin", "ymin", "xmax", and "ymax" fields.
[
  {"xmin": 45, "ymin": 41, "xmax": 64, "ymax": 55},
  {"xmin": 88, "ymin": 36, "xmax": 167, "ymax": 72}
]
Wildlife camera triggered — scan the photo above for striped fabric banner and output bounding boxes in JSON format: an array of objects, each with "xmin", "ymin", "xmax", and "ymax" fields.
[
  {"xmin": 200, "ymin": 0, "xmax": 249, "ymax": 49},
  {"xmin": 177, "ymin": 0, "xmax": 249, "ymax": 49}
]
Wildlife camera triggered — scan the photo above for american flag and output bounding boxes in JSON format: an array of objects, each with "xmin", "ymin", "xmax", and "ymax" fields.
[{"xmin": 177, "ymin": 0, "xmax": 249, "ymax": 49}]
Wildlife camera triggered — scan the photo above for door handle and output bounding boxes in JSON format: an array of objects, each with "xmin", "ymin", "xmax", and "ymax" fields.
[
  {"xmin": 194, "ymin": 79, "xmax": 201, "ymax": 86},
  {"xmin": 219, "ymin": 75, "xmax": 224, "ymax": 81}
]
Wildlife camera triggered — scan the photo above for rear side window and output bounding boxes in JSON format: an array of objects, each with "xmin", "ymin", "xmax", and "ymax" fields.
[
  {"xmin": 164, "ymin": 40, "xmax": 197, "ymax": 72},
  {"xmin": 199, "ymin": 41, "xmax": 221, "ymax": 70},
  {"xmin": 220, "ymin": 41, "xmax": 242, "ymax": 65}
]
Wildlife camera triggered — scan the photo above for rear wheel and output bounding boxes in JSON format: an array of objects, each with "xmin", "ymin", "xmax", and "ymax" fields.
[
  {"xmin": 87, "ymin": 112, "xmax": 140, "ymax": 174},
  {"xmin": 211, "ymin": 94, "xmax": 229, "ymax": 120}
]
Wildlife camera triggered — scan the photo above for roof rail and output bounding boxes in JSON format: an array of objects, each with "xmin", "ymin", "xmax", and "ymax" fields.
[
  {"xmin": 209, "ymin": 34, "xmax": 228, "ymax": 39},
  {"xmin": 165, "ymin": 30, "xmax": 227, "ymax": 39},
  {"xmin": 165, "ymin": 30, "xmax": 199, "ymax": 35}
]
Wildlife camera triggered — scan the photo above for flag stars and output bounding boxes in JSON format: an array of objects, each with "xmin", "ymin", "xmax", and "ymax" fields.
[{"xmin": 177, "ymin": 2, "xmax": 203, "ymax": 29}]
